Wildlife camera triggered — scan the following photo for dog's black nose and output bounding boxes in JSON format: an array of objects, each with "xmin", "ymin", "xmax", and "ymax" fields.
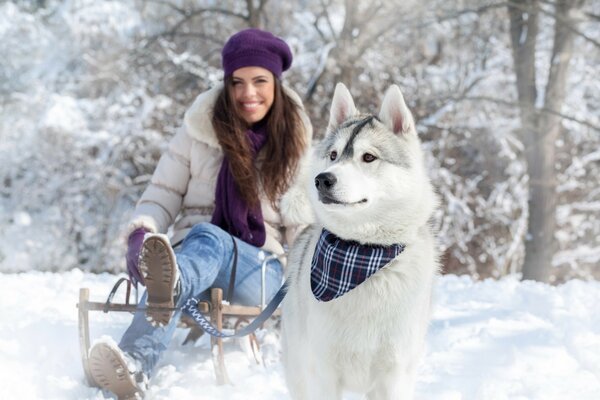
[{"xmin": 315, "ymin": 172, "xmax": 337, "ymax": 192}]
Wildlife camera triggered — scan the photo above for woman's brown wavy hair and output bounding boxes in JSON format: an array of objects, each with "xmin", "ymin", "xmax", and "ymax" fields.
[{"xmin": 211, "ymin": 76, "xmax": 307, "ymax": 208}]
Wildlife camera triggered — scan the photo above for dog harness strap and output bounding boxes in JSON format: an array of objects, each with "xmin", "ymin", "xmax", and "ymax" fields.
[
  {"xmin": 181, "ymin": 281, "xmax": 288, "ymax": 338},
  {"xmin": 310, "ymin": 229, "xmax": 405, "ymax": 302}
]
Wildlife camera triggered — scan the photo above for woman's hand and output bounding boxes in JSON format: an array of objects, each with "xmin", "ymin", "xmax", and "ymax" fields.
[{"xmin": 126, "ymin": 227, "xmax": 149, "ymax": 286}]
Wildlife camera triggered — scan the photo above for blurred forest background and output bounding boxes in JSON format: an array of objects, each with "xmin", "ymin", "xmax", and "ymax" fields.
[{"xmin": 0, "ymin": 0, "xmax": 598, "ymax": 283}]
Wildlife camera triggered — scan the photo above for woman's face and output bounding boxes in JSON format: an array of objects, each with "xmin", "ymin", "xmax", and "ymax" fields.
[{"xmin": 231, "ymin": 66, "xmax": 275, "ymax": 124}]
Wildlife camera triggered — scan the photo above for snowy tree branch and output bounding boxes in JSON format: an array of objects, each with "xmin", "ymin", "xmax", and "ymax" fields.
[{"xmin": 456, "ymin": 96, "xmax": 600, "ymax": 132}]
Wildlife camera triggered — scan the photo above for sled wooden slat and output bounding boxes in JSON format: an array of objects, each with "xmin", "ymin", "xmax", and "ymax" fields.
[
  {"xmin": 78, "ymin": 300, "xmax": 210, "ymax": 314},
  {"xmin": 211, "ymin": 288, "xmax": 231, "ymax": 385},
  {"xmin": 78, "ymin": 288, "xmax": 94, "ymax": 386},
  {"xmin": 218, "ymin": 304, "xmax": 281, "ymax": 317}
]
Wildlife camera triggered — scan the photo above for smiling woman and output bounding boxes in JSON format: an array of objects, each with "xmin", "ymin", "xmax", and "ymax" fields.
[{"xmin": 86, "ymin": 28, "xmax": 313, "ymax": 399}]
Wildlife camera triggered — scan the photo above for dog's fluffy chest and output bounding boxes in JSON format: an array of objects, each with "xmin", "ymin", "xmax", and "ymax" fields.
[{"xmin": 306, "ymin": 253, "xmax": 434, "ymax": 348}]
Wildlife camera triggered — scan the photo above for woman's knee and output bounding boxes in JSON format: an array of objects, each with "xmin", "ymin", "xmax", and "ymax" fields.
[
  {"xmin": 187, "ymin": 222, "xmax": 228, "ymax": 243},
  {"xmin": 177, "ymin": 223, "xmax": 233, "ymax": 258}
]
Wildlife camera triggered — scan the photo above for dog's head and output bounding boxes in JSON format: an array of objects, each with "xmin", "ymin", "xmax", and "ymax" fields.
[{"xmin": 308, "ymin": 83, "xmax": 437, "ymax": 244}]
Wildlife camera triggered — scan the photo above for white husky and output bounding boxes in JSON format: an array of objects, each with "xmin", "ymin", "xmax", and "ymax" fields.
[{"xmin": 281, "ymin": 83, "xmax": 439, "ymax": 400}]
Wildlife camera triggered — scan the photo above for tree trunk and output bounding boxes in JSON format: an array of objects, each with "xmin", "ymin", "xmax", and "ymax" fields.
[
  {"xmin": 246, "ymin": 0, "xmax": 268, "ymax": 28},
  {"xmin": 306, "ymin": 0, "xmax": 388, "ymax": 101},
  {"xmin": 508, "ymin": 0, "xmax": 583, "ymax": 282}
]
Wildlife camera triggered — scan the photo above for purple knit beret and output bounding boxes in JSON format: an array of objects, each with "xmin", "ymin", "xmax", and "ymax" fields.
[{"xmin": 222, "ymin": 28, "xmax": 293, "ymax": 78}]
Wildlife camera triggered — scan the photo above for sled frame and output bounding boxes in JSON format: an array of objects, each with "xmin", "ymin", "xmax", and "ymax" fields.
[{"xmin": 77, "ymin": 254, "xmax": 282, "ymax": 386}]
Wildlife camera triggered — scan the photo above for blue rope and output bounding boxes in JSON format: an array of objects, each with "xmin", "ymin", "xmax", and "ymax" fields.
[{"xmin": 181, "ymin": 281, "xmax": 289, "ymax": 338}]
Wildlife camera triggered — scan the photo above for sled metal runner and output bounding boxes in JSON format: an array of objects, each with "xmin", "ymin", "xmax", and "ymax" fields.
[{"xmin": 77, "ymin": 278, "xmax": 280, "ymax": 387}]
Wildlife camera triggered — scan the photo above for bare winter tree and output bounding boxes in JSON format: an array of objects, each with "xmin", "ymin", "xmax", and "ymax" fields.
[
  {"xmin": 300, "ymin": 0, "xmax": 426, "ymax": 133},
  {"xmin": 508, "ymin": 0, "xmax": 586, "ymax": 282},
  {"xmin": 3, "ymin": 0, "xmax": 599, "ymax": 279}
]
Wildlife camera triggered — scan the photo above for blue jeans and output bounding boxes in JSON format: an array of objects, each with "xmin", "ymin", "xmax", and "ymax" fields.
[{"xmin": 119, "ymin": 222, "xmax": 283, "ymax": 376}]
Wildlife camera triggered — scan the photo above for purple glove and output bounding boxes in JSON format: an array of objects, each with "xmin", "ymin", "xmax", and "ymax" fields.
[{"xmin": 126, "ymin": 227, "xmax": 149, "ymax": 286}]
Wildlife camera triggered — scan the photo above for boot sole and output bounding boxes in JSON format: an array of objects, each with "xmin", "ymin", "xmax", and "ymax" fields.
[
  {"xmin": 89, "ymin": 342, "xmax": 141, "ymax": 400},
  {"xmin": 139, "ymin": 235, "xmax": 177, "ymax": 327}
]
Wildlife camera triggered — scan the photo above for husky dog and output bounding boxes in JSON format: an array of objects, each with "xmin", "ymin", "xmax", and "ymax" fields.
[{"xmin": 281, "ymin": 83, "xmax": 439, "ymax": 400}]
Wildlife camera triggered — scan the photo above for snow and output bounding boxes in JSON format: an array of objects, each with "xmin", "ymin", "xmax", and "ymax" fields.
[{"xmin": 0, "ymin": 271, "xmax": 598, "ymax": 399}]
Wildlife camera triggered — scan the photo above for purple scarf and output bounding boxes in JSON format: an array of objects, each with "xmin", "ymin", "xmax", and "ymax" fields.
[{"xmin": 211, "ymin": 122, "xmax": 268, "ymax": 247}]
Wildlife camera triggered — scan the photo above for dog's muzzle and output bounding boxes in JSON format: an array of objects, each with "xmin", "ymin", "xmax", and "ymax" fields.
[
  {"xmin": 315, "ymin": 172, "xmax": 340, "ymax": 204},
  {"xmin": 315, "ymin": 172, "xmax": 336, "ymax": 192}
]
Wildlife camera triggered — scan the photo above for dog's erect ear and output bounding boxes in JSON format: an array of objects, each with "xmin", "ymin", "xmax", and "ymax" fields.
[
  {"xmin": 328, "ymin": 83, "xmax": 357, "ymax": 130},
  {"xmin": 379, "ymin": 85, "xmax": 414, "ymax": 135}
]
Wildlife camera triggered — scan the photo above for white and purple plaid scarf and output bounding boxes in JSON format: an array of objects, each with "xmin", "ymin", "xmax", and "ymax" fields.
[{"xmin": 310, "ymin": 229, "xmax": 406, "ymax": 302}]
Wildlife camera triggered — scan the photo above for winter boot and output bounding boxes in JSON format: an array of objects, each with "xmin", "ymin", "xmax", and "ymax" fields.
[
  {"xmin": 89, "ymin": 341, "xmax": 147, "ymax": 400},
  {"xmin": 139, "ymin": 233, "xmax": 179, "ymax": 327}
]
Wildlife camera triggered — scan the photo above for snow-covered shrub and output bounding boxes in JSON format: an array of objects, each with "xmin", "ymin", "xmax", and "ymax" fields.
[{"xmin": 0, "ymin": 1, "xmax": 165, "ymax": 272}]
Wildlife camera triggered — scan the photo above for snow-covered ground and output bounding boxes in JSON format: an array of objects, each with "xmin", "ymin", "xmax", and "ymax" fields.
[{"xmin": 0, "ymin": 270, "xmax": 598, "ymax": 399}]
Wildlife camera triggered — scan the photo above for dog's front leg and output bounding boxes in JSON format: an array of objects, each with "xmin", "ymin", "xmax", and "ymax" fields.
[
  {"xmin": 306, "ymin": 362, "xmax": 343, "ymax": 400},
  {"xmin": 367, "ymin": 368, "xmax": 416, "ymax": 400}
]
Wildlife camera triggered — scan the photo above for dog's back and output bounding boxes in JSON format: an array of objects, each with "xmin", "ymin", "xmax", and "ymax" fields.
[{"xmin": 281, "ymin": 83, "xmax": 438, "ymax": 400}]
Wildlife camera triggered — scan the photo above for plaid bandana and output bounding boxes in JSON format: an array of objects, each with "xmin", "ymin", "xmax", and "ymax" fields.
[{"xmin": 310, "ymin": 229, "xmax": 406, "ymax": 302}]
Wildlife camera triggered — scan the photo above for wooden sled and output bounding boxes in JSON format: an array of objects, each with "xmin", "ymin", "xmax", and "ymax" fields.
[{"xmin": 77, "ymin": 255, "xmax": 282, "ymax": 387}]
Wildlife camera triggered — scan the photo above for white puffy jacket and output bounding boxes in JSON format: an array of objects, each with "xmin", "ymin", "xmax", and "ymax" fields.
[{"xmin": 127, "ymin": 83, "xmax": 313, "ymax": 257}]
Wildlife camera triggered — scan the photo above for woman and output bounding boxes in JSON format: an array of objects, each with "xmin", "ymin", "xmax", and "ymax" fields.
[{"xmin": 88, "ymin": 28, "xmax": 312, "ymax": 398}]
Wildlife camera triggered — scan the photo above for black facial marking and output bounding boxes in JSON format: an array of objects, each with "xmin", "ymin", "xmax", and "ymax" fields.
[{"xmin": 340, "ymin": 116, "xmax": 376, "ymax": 159}]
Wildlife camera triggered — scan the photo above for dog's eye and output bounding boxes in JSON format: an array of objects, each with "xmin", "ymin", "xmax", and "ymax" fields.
[
  {"xmin": 329, "ymin": 151, "xmax": 338, "ymax": 161},
  {"xmin": 362, "ymin": 153, "xmax": 377, "ymax": 163}
]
